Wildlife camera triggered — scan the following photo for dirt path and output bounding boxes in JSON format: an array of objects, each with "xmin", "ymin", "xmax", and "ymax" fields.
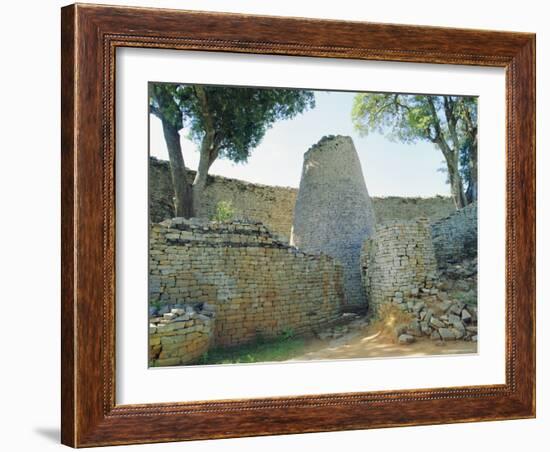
[{"xmin": 289, "ymin": 324, "xmax": 477, "ymax": 362}]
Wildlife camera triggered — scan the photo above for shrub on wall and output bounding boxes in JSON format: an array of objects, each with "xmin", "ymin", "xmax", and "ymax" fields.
[{"xmin": 212, "ymin": 200, "xmax": 235, "ymax": 222}]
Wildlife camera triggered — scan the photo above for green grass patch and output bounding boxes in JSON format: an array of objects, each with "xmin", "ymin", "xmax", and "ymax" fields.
[{"xmin": 198, "ymin": 333, "xmax": 307, "ymax": 365}]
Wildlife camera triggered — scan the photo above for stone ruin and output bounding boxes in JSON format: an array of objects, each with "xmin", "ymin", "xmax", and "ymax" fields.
[
  {"xmin": 148, "ymin": 135, "xmax": 479, "ymax": 364},
  {"xmin": 360, "ymin": 219, "xmax": 438, "ymax": 310},
  {"xmin": 431, "ymin": 201, "xmax": 478, "ymax": 266},
  {"xmin": 149, "ymin": 156, "xmax": 457, "ymax": 241},
  {"xmin": 149, "ymin": 303, "xmax": 216, "ymax": 366},
  {"xmin": 148, "ymin": 218, "xmax": 345, "ymax": 365},
  {"xmin": 291, "ymin": 135, "xmax": 377, "ymax": 307},
  {"xmin": 360, "ymin": 219, "xmax": 478, "ymax": 344}
]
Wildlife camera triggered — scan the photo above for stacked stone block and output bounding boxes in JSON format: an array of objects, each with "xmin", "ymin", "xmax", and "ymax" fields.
[
  {"xmin": 149, "ymin": 157, "xmax": 456, "ymax": 238},
  {"xmin": 149, "ymin": 218, "xmax": 345, "ymax": 349},
  {"xmin": 149, "ymin": 157, "xmax": 297, "ymax": 242},
  {"xmin": 372, "ymin": 196, "xmax": 455, "ymax": 224},
  {"xmin": 430, "ymin": 202, "xmax": 478, "ymax": 266},
  {"xmin": 361, "ymin": 219, "xmax": 438, "ymax": 310},
  {"xmin": 149, "ymin": 303, "xmax": 216, "ymax": 366},
  {"xmin": 291, "ymin": 135, "xmax": 376, "ymax": 307}
]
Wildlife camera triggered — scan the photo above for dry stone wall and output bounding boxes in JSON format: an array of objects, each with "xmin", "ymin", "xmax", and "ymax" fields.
[
  {"xmin": 149, "ymin": 157, "xmax": 178, "ymax": 224},
  {"xmin": 430, "ymin": 202, "xmax": 478, "ymax": 267},
  {"xmin": 372, "ymin": 196, "xmax": 455, "ymax": 224},
  {"xmin": 149, "ymin": 218, "xmax": 345, "ymax": 350},
  {"xmin": 361, "ymin": 219, "xmax": 438, "ymax": 310},
  {"xmin": 149, "ymin": 157, "xmax": 456, "ymax": 240},
  {"xmin": 291, "ymin": 136, "xmax": 377, "ymax": 307},
  {"xmin": 150, "ymin": 157, "xmax": 297, "ymax": 241},
  {"xmin": 360, "ymin": 218, "xmax": 478, "ymax": 345},
  {"xmin": 149, "ymin": 303, "xmax": 215, "ymax": 367}
]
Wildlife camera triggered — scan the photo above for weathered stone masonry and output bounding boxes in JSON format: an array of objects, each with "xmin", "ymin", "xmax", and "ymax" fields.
[
  {"xmin": 150, "ymin": 158, "xmax": 297, "ymax": 241},
  {"xmin": 149, "ymin": 303, "xmax": 215, "ymax": 367},
  {"xmin": 149, "ymin": 219, "xmax": 345, "ymax": 351},
  {"xmin": 372, "ymin": 196, "xmax": 455, "ymax": 224},
  {"xmin": 431, "ymin": 201, "xmax": 478, "ymax": 267},
  {"xmin": 291, "ymin": 136, "xmax": 377, "ymax": 307},
  {"xmin": 360, "ymin": 218, "xmax": 478, "ymax": 344},
  {"xmin": 149, "ymin": 157, "xmax": 456, "ymax": 241},
  {"xmin": 361, "ymin": 219, "xmax": 438, "ymax": 310}
]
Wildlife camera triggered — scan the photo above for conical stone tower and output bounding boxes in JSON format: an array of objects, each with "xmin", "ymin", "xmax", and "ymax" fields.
[{"xmin": 291, "ymin": 135, "xmax": 376, "ymax": 307}]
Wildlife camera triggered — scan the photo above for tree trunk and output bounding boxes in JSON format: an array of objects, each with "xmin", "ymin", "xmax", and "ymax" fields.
[
  {"xmin": 467, "ymin": 138, "xmax": 478, "ymax": 203},
  {"xmin": 160, "ymin": 119, "xmax": 193, "ymax": 218},
  {"xmin": 192, "ymin": 86, "xmax": 219, "ymax": 215},
  {"xmin": 437, "ymin": 138, "xmax": 467, "ymax": 210},
  {"xmin": 192, "ymin": 148, "xmax": 210, "ymax": 216},
  {"xmin": 447, "ymin": 158, "xmax": 467, "ymax": 209},
  {"xmin": 460, "ymin": 98, "xmax": 478, "ymax": 204},
  {"xmin": 192, "ymin": 139, "xmax": 219, "ymax": 216}
]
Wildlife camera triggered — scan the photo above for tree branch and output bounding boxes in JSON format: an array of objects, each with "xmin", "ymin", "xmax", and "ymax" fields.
[
  {"xmin": 427, "ymin": 97, "xmax": 452, "ymax": 158},
  {"xmin": 443, "ymin": 96, "xmax": 461, "ymax": 153},
  {"xmin": 392, "ymin": 94, "xmax": 412, "ymax": 113},
  {"xmin": 149, "ymin": 103, "xmax": 162, "ymax": 119}
]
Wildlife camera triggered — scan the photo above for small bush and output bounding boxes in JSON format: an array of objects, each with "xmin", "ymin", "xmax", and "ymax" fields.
[
  {"xmin": 212, "ymin": 200, "xmax": 235, "ymax": 222},
  {"xmin": 197, "ymin": 351, "xmax": 209, "ymax": 365},
  {"xmin": 279, "ymin": 328, "xmax": 295, "ymax": 340}
]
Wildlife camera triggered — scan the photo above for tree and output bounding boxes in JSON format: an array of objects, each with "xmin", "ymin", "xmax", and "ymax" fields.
[
  {"xmin": 351, "ymin": 93, "xmax": 478, "ymax": 209},
  {"xmin": 458, "ymin": 97, "xmax": 478, "ymax": 203},
  {"xmin": 149, "ymin": 83, "xmax": 315, "ymax": 217}
]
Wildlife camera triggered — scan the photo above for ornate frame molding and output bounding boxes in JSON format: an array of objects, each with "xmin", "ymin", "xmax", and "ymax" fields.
[{"xmin": 61, "ymin": 4, "xmax": 535, "ymax": 447}]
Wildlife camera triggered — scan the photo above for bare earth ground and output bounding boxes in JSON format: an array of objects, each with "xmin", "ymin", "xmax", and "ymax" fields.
[{"xmin": 289, "ymin": 321, "xmax": 477, "ymax": 362}]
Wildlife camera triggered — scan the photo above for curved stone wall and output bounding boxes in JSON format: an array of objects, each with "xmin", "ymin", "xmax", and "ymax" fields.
[
  {"xmin": 361, "ymin": 219, "xmax": 438, "ymax": 310},
  {"xmin": 291, "ymin": 135, "xmax": 376, "ymax": 306},
  {"xmin": 149, "ymin": 219, "xmax": 345, "ymax": 349},
  {"xmin": 149, "ymin": 303, "xmax": 215, "ymax": 367}
]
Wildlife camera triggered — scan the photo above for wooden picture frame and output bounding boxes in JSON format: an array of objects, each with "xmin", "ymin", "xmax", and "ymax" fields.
[{"xmin": 61, "ymin": 3, "xmax": 536, "ymax": 447}]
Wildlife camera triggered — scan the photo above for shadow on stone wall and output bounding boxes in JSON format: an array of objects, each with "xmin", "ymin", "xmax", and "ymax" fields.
[{"xmin": 149, "ymin": 218, "xmax": 345, "ymax": 358}]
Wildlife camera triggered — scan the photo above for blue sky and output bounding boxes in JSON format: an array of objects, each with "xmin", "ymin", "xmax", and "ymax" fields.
[{"xmin": 149, "ymin": 90, "xmax": 449, "ymax": 197}]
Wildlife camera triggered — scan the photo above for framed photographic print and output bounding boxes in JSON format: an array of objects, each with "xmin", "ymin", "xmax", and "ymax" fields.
[{"xmin": 61, "ymin": 3, "xmax": 536, "ymax": 447}]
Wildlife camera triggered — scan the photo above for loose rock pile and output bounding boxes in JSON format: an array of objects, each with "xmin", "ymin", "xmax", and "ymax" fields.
[
  {"xmin": 149, "ymin": 302, "xmax": 216, "ymax": 366},
  {"xmin": 391, "ymin": 263, "xmax": 478, "ymax": 344},
  {"xmin": 361, "ymin": 215, "xmax": 478, "ymax": 346}
]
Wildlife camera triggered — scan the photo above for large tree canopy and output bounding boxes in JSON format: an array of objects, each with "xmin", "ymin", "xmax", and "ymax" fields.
[
  {"xmin": 149, "ymin": 83, "xmax": 315, "ymax": 217},
  {"xmin": 351, "ymin": 93, "xmax": 477, "ymax": 208}
]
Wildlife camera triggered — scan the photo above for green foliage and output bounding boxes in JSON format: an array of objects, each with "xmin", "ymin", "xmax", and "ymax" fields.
[
  {"xmin": 197, "ymin": 351, "xmax": 209, "ymax": 365},
  {"xmin": 279, "ymin": 327, "xmax": 295, "ymax": 340},
  {"xmin": 197, "ymin": 333, "xmax": 305, "ymax": 365},
  {"xmin": 211, "ymin": 200, "xmax": 235, "ymax": 222},
  {"xmin": 149, "ymin": 300, "xmax": 163, "ymax": 311},
  {"xmin": 352, "ymin": 93, "xmax": 475, "ymax": 146},
  {"xmin": 148, "ymin": 83, "xmax": 188, "ymax": 130},
  {"xmin": 149, "ymin": 83, "xmax": 316, "ymax": 164},
  {"xmin": 351, "ymin": 93, "xmax": 478, "ymax": 204}
]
